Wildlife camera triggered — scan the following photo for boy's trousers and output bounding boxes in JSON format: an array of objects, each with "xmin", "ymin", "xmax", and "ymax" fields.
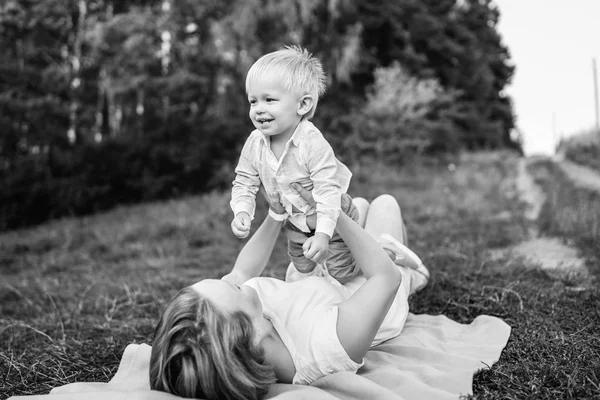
[{"xmin": 284, "ymin": 193, "xmax": 360, "ymax": 284}]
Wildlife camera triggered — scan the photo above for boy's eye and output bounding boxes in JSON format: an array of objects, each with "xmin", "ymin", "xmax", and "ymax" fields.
[
  {"xmin": 266, "ymin": 98, "xmax": 275, "ymax": 102},
  {"xmin": 249, "ymin": 99, "xmax": 256, "ymax": 105}
]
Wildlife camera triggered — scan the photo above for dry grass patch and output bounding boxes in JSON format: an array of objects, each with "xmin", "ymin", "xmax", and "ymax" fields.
[{"xmin": 2, "ymin": 151, "xmax": 599, "ymax": 399}]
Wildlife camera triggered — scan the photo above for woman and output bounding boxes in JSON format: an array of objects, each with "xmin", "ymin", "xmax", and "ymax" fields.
[{"xmin": 149, "ymin": 186, "xmax": 429, "ymax": 400}]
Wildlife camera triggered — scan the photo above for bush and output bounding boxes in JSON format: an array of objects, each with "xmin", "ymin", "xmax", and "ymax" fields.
[
  {"xmin": 345, "ymin": 62, "xmax": 462, "ymax": 163},
  {"xmin": 557, "ymin": 128, "xmax": 600, "ymax": 171},
  {"xmin": 0, "ymin": 118, "xmax": 247, "ymax": 232}
]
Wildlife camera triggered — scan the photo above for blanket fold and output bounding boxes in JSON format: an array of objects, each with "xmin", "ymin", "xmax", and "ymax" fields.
[{"xmin": 9, "ymin": 313, "xmax": 511, "ymax": 400}]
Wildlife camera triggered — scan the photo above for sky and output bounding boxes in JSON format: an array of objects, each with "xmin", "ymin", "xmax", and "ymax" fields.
[{"xmin": 494, "ymin": 0, "xmax": 600, "ymax": 155}]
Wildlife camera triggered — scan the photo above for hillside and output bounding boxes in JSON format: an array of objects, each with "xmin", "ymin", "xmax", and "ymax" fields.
[{"xmin": 1, "ymin": 151, "xmax": 598, "ymax": 399}]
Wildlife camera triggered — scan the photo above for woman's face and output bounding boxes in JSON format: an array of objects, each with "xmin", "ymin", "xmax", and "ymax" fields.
[{"xmin": 191, "ymin": 279, "xmax": 263, "ymax": 319}]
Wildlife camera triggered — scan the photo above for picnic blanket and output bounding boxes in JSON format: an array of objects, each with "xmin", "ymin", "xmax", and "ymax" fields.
[{"xmin": 9, "ymin": 313, "xmax": 511, "ymax": 400}]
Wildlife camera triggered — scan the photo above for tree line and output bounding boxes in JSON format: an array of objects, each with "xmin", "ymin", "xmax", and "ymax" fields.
[{"xmin": 0, "ymin": 0, "xmax": 520, "ymax": 231}]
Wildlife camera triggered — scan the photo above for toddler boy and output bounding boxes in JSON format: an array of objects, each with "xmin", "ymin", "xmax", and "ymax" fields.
[{"xmin": 230, "ymin": 45, "xmax": 360, "ymax": 283}]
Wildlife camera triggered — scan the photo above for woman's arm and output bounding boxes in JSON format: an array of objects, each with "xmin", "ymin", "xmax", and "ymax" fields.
[
  {"xmin": 223, "ymin": 188, "xmax": 287, "ymax": 284},
  {"xmin": 223, "ymin": 214, "xmax": 284, "ymax": 284},
  {"xmin": 291, "ymin": 184, "xmax": 402, "ymax": 363},
  {"xmin": 266, "ymin": 383, "xmax": 339, "ymax": 400},
  {"xmin": 334, "ymin": 212, "xmax": 402, "ymax": 362}
]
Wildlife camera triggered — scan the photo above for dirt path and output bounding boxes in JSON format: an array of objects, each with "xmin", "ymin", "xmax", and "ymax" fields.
[
  {"xmin": 504, "ymin": 158, "xmax": 592, "ymax": 288},
  {"xmin": 515, "ymin": 157, "xmax": 544, "ymax": 226}
]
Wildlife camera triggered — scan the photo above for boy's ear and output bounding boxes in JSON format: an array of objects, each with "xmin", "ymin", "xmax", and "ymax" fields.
[{"xmin": 297, "ymin": 95, "xmax": 314, "ymax": 117}]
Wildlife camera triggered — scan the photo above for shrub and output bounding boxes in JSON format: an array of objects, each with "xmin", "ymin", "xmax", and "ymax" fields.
[
  {"xmin": 557, "ymin": 128, "xmax": 600, "ymax": 171},
  {"xmin": 344, "ymin": 62, "xmax": 462, "ymax": 163},
  {"xmin": 0, "ymin": 118, "xmax": 247, "ymax": 232}
]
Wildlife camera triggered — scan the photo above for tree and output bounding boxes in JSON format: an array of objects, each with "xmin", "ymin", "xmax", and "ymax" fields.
[
  {"xmin": 338, "ymin": 0, "xmax": 517, "ymax": 149},
  {"xmin": 0, "ymin": 0, "xmax": 522, "ymax": 232},
  {"xmin": 0, "ymin": 0, "xmax": 73, "ymax": 171}
]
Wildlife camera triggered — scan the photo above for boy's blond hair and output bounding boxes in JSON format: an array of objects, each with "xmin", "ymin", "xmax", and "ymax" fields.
[{"xmin": 246, "ymin": 45, "xmax": 326, "ymax": 119}]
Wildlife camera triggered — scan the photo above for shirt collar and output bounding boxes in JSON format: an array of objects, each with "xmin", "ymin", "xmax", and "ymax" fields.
[
  {"xmin": 290, "ymin": 119, "xmax": 310, "ymax": 146},
  {"xmin": 258, "ymin": 119, "xmax": 312, "ymax": 147}
]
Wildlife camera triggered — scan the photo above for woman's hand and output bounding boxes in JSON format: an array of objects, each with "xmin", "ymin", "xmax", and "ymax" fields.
[
  {"xmin": 259, "ymin": 185, "xmax": 286, "ymax": 215},
  {"xmin": 290, "ymin": 182, "xmax": 315, "ymax": 203},
  {"xmin": 289, "ymin": 183, "xmax": 317, "ymax": 229}
]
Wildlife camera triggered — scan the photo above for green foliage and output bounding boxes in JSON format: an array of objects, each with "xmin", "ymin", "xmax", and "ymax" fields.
[
  {"xmin": 0, "ymin": 0, "xmax": 72, "ymax": 156},
  {"xmin": 353, "ymin": 0, "xmax": 516, "ymax": 149},
  {"xmin": 0, "ymin": 118, "xmax": 247, "ymax": 231},
  {"xmin": 556, "ymin": 128, "xmax": 600, "ymax": 171},
  {"xmin": 0, "ymin": 0, "xmax": 522, "ymax": 231},
  {"xmin": 352, "ymin": 62, "xmax": 462, "ymax": 161}
]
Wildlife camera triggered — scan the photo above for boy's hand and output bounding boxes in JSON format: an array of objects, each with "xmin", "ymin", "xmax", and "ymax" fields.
[
  {"xmin": 303, "ymin": 232, "xmax": 330, "ymax": 264},
  {"xmin": 231, "ymin": 212, "xmax": 251, "ymax": 238}
]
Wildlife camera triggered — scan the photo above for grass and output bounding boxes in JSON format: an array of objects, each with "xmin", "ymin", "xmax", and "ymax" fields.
[
  {"xmin": 2, "ymin": 151, "xmax": 599, "ymax": 399},
  {"xmin": 527, "ymin": 158, "xmax": 600, "ymax": 273}
]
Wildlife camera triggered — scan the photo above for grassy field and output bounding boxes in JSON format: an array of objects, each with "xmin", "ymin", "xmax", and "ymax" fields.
[{"xmin": 2, "ymin": 151, "xmax": 599, "ymax": 399}]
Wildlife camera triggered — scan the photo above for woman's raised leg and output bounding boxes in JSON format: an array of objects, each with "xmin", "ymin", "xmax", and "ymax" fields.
[
  {"xmin": 365, "ymin": 194, "xmax": 429, "ymax": 298},
  {"xmin": 351, "ymin": 197, "xmax": 370, "ymax": 228},
  {"xmin": 354, "ymin": 194, "xmax": 413, "ymax": 345},
  {"xmin": 363, "ymin": 194, "xmax": 407, "ymax": 245}
]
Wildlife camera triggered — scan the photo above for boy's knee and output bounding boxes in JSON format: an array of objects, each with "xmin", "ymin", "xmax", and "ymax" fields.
[
  {"xmin": 327, "ymin": 253, "xmax": 359, "ymax": 284},
  {"xmin": 292, "ymin": 257, "xmax": 316, "ymax": 273},
  {"xmin": 285, "ymin": 227, "xmax": 308, "ymax": 245}
]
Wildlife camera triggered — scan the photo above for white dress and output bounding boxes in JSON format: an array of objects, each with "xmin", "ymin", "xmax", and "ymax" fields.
[{"xmin": 243, "ymin": 249, "xmax": 415, "ymax": 385}]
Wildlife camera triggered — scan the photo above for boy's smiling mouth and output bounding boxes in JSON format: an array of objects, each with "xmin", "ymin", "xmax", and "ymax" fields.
[{"xmin": 257, "ymin": 118, "xmax": 274, "ymax": 125}]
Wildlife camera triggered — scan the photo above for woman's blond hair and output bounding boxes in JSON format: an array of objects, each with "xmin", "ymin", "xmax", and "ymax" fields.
[
  {"xmin": 149, "ymin": 287, "xmax": 276, "ymax": 400},
  {"xmin": 246, "ymin": 45, "xmax": 326, "ymax": 119}
]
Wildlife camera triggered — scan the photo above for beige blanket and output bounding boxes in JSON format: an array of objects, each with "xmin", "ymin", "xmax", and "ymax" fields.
[{"xmin": 9, "ymin": 313, "xmax": 510, "ymax": 400}]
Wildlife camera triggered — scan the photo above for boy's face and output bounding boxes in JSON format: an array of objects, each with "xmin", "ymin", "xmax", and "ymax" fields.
[{"xmin": 247, "ymin": 75, "xmax": 302, "ymax": 141}]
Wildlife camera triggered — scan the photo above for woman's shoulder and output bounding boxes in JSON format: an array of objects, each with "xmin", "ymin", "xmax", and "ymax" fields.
[
  {"xmin": 245, "ymin": 276, "xmax": 344, "ymax": 301},
  {"xmin": 244, "ymin": 276, "xmax": 286, "ymax": 291},
  {"xmin": 244, "ymin": 277, "xmax": 292, "ymax": 304}
]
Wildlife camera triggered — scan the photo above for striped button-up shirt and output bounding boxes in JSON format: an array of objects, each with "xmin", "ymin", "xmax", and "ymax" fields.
[{"xmin": 230, "ymin": 120, "xmax": 352, "ymax": 237}]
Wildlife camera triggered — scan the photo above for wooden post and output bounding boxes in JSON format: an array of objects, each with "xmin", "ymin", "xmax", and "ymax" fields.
[
  {"xmin": 552, "ymin": 112, "xmax": 558, "ymax": 145},
  {"xmin": 593, "ymin": 58, "xmax": 599, "ymax": 132}
]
